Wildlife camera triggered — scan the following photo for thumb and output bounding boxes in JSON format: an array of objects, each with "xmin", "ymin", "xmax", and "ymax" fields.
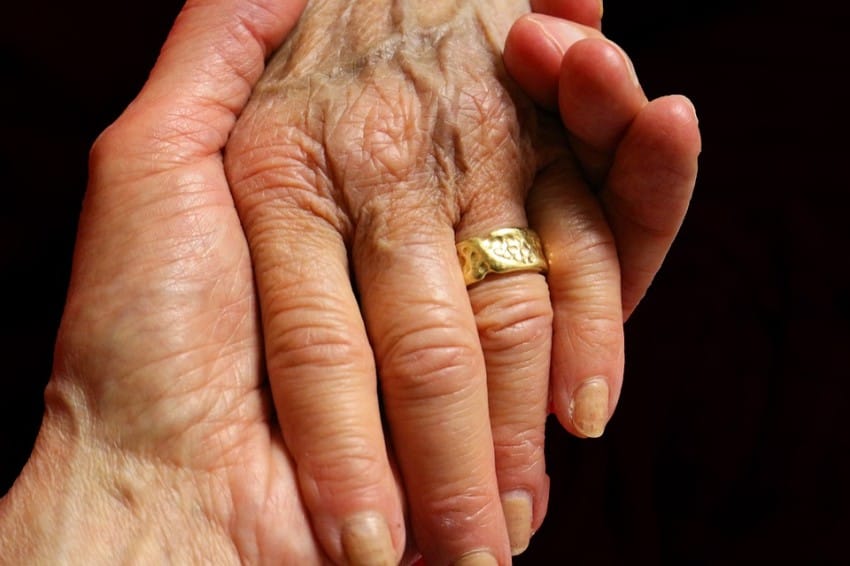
[
  {"xmin": 64, "ymin": 0, "xmax": 306, "ymax": 317},
  {"xmin": 92, "ymin": 0, "xmax": 306, "ymax": 183}
]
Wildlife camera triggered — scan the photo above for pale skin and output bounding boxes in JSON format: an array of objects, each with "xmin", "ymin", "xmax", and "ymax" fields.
[{"xmin": 0, "ymin": 0, "xmax": 699, "ymax": 565}]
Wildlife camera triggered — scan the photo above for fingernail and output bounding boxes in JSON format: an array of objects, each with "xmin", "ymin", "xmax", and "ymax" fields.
[
  {"xmin": 570, "ymin": 378, "xmax": 610, "ymax": 438},
  {"xmin": 452, "ymin": 551, "xmax": 498, "ymax": 566},
  {"xmin": 342, "ymin": 513, "xmax": 396, "ymax": 566},
  {"xmin": 606, "ymin": 40, "xmax": 641, "ymax": 90},
  {"xmin": 502, "ymin": 491, "xmax": 533, "ymax": 555},
  {"xmin": 527, "ymin": 14, "xmax": 588, "ymax": 57},
  {"xmin": 599, "ymin": 0, "xmax": 605, "ymax": 19},
  {"xmin": 682, "ymin": 97, "xmax": 699, "ymax": 124}
]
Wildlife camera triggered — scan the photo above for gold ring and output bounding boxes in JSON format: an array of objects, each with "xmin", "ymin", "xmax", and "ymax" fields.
[{"xmin": 456, "ymin": 227, "xmax": 548, "ymax": 286}]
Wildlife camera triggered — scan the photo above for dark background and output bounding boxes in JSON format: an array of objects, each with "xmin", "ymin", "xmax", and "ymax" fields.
[{"xmin": 2, "ymin": 0, "xmax": 847, "ymax": 563}]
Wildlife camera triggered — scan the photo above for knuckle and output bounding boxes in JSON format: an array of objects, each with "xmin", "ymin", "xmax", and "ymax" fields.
[
  {"xmin": 474, "ymin": 284, "xmax": 553, "ymax": 356},
  {"xmin": 492, "ymin": 426, "xmax": 546, "ymax": 476},
  {"xmin": 566, "ymin": 308, "xmax": 623, "ymax": 354},
  {"xmin": 300, "ymin": 434, "xmax": 387, "ymax": 491},
  {"xmin": 563, "ymin": 227, "xmax": 617, "ymax": 270},
  {"xmin": 418, "ymin": 483, "xmax": 500, "ymax": 535},
  {"xmin": 88, "ymin": 118, "xmax": 151, "ymax": 182},
  {"xmin": 264, "ymin": 304, "xmax": 368, "ymax": 378},
  {"xmin": 380, "ymin": 321, "xmax": 481, "ymax": 401},
  {"xmin": 228, "ymin": 124, "xmax": 321, "ymax": 189},
  {"xmin": 90, "ymin": 111, "xmax": 221, "ymax": 184},
  {"xmin": 88, "ymin": 121, "xmax": 124, "ymax": 169},
  {"xmin": 268, "ymin": 327, "xmax": 365, "ymax": 380},
  {"xmin": 548, "ymin": 235, "xmax": 619, "ymax": 298},
  {"xmin": 354, "ymin": 206, "xmax": 450, "ymax": 271},
  {"xmin": 226, "ymin": 125, "xmax": 349, "ymax": 236}
]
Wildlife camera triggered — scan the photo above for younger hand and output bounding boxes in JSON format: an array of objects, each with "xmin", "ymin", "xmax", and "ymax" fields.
[{"xmin": 0, "ymin": 1, "xmax": 342, "ymax": 563}]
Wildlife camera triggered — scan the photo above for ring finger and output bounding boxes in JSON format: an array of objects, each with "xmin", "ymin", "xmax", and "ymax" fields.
[
  {"xmin": 449, "ymin": 78, "xmax": 555, "ymax": 556},
  {"xmin": 455, "ymin": 197, "xmax": 553, "ymax": 558}
]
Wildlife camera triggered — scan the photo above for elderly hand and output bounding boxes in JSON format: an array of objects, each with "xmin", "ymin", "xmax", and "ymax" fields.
[{"xmin": 224, "ymin": 0, "xmax": 699, "ymax": 564}]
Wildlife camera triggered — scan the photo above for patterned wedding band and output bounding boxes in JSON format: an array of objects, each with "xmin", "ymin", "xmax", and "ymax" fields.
[{"xmin": 456, "ymin": 227, "xmax": 548, "ymax": 286}]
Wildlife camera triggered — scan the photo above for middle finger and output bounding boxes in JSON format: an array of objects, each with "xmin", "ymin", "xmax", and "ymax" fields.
[{"xmin": 340, "ymin": 56, "xmax": 553, "ymax": 562}]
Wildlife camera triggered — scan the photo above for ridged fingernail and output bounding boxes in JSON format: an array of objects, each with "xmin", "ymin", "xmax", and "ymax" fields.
[
  {"xmin": 528, "ymin": 14, "xmax": 587, "ymax": 57},
  {"xmin": 683, "ymin": 97, "xmax": 699, "ymax": 124},
  {"xmin": 342, "ymin": 513, "xmax": 396, "ymax": 566},
  {"xmin": 452, "ymin": 550, "xmax": 498, "ymax": 566},
  {"xmin": 502, "ymin": 491, "xmax": 533, "ymax": 555},
  {"xmin": 570, "ymin": 378, "xmax": 610, "ymax": 438},
  {"xmin": 607, "ymin": 40, "xmax": 641, "ymax": 89}
]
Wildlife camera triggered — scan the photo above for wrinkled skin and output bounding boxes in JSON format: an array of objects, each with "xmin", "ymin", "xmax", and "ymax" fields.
[
  {"xmin": 224, "ymin": 0, "xmax": 700, "ymax": 564},
  {"xmin": 0, "ymin": 0, "xmax": 330, "ymax": 563},
  {"xmin": 226, "ymin": 1, "xmax": 563, "ymax": 564},
  {"xmin": 0, "ymin": 0, "xmax": 699, "ymax": 564}
]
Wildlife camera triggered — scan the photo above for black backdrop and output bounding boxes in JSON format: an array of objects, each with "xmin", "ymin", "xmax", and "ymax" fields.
[{"xmin": 2, "ymin": 1, "xmax": 847, "ymax": 563}]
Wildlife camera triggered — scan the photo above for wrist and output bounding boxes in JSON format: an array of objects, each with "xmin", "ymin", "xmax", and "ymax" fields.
[
  {"xmin": 0, "ymin": 382, "xmax": 237, "ymax": 564},
  {"xmin": 285, "ymin": 0, "xmax": 528, "ymax": 54}
]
